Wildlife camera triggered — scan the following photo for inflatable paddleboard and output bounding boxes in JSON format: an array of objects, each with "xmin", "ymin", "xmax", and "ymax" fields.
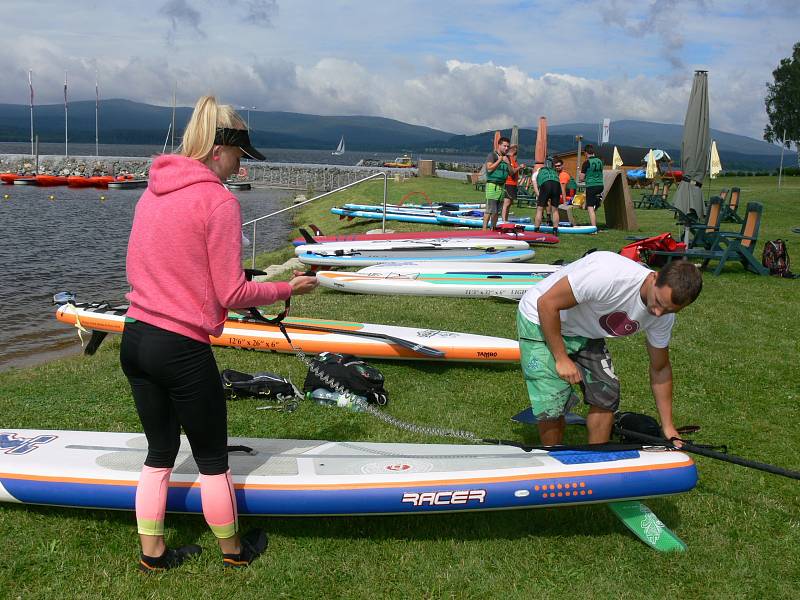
[
  {"xmin": 55, "ymin": 302, "xmax": 521, "ymax": 362},
  {"xmin": 357, "ymin": 262, "xmax": 560, "ymax": 275},
  {"xmin": 435, "ymin": 214, "xmax": 598, "ymax": 234},
  {"xmin": 295, "ymin": 237, "xmax": 530, "ymax": 256},
  {"xmin": 296, "ymin": 246, "xmax": 536, "ymax": 267},
  {"xmin": 332, "ymin": 207, "xmax": 439, "ymax": 225},
  {"xmin": 316, "ymin": 268, "xmax": 557, "ymax": 299},
  {"xmin": 0, "ymin": 429, "xmax": 697, "ymax": 516},
  {"xmin": 292, "ymin": 229, "xmax": 559, "ymax": 246}
]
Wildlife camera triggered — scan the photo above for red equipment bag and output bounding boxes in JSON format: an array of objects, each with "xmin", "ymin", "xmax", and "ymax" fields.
[{"xmin": 619, "ymin": 233, "xmax": 686, "ymax": 266}]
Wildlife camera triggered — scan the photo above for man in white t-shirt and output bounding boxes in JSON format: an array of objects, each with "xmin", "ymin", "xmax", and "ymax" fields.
[{"xmin": 517, "ymin": 251, "xmax": 703, "ymax": 446}]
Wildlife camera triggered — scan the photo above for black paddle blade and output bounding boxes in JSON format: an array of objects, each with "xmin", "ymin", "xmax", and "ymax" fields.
[
  {"xmin": 299, "ymin": 228, "xmax": 317, "ymax": 244},
  {"xmin": 84, "ymin": 331, "xmax": 108, "ymax": 356}
]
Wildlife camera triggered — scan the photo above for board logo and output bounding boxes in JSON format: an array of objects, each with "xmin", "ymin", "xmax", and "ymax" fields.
[
  {"xmin": 385, "ymin": 464, "xmax": 412, "ymax": 471},
  {"xmin": 401, "ymin": 489, "xmax": 486, "ymax": 507},
  {"xmin": 0, "ymin": 432, "xmax": 58, "ymax": 455}
]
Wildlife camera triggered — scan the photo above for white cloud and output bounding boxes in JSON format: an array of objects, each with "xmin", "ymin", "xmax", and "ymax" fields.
[{"xmin": 0, "ymin": 0, "xmax": 798, "ymax": 142}]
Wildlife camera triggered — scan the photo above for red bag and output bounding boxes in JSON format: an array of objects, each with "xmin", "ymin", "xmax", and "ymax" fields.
[{"xmin": 619, "ymin": 233, "xmax": 686, "ymax": 266}]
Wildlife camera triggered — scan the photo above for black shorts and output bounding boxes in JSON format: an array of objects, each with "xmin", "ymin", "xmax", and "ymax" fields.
[
  {"xmin": 586, "ymin": 185, "xmax": 604, "ymax": 208},
  {"xmin": 536, "ymin": 180, "xmax": 561, "ymax": 208},
  {"xmin": 504, "ymin": 185, "xmax": 518, "ymax": 201}
]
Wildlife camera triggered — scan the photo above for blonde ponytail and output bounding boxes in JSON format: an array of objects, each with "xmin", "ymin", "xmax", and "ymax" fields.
[{"xmin": 179, "ymin": 95, "xmax": 247, "ymax": 161}]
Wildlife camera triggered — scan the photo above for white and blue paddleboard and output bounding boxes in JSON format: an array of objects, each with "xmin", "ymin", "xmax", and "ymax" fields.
[
  {"xmin": 435, "ymin": 214, "xmax": 598, "ymax": 234},
  {"xmin": 0, "ymin": 429, "xmax": 698, "ymax": 516},
  {"xmin": 332, "ymin": 207, "xmax": 439, "ymax": 225},
  {"xmin": 296, "ymin": 239, "xmax": 536, "ymax": 267}
]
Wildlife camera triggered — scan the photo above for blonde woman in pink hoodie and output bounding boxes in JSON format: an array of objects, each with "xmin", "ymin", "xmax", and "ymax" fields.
[{"xmin": 121, "ymin": 96, "xmax": 317, "ymax": 572}]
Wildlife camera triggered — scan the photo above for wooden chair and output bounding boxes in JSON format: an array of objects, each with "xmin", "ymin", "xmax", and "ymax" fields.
[
  {"xmin": 624, "ymin": 196, "xmax": 721, "ymax": 246},
  {"xmin": 720, "ymin": 187, "xmax": 743, "ymax": 223},
  {"xmin": 685, "ymin": 196, "xmax": 723, "ymax": 249},
  {"xmin": 646, "ymin": 202, "xmax": 769, "ymax": 275},
  {"xmin": 634, "ymin": 182, "xmax": 662, "ymax": 208}
]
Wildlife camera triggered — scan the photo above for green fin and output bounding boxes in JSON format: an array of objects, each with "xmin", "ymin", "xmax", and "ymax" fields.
[{"xmin": 607, "ymin": 500, "xmax": 687, "ymax": 553}]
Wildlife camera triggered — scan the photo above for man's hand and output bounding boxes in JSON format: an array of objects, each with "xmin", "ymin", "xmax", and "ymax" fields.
[
  {"xmin": 662, "ymin": 425, "xmax": 684, "ymax": 448},
  {"xmin": 555, "ymin": 356, "xmax": 582, "ymax": 384}
]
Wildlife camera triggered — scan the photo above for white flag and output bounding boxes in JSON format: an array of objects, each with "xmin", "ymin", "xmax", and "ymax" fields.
[{"xmin": 601, "ymin": 118, "xmax": 611, "ymax": 144}]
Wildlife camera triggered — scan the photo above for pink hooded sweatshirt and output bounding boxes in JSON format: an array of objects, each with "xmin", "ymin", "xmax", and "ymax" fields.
[{"xmin": 125, "ymin": 154, "xmax": 292, "ymax": 343}]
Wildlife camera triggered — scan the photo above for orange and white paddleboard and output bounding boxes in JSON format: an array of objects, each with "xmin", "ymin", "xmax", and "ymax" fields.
[{"xmin": 55, "ymin": 301, "xmax": 521, "ymax": 362}]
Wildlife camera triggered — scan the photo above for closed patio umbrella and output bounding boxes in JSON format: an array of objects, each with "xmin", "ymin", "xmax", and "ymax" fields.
[
  {"xmin": 672, "ymin": 70, "xmax": 710, "ymax": 220},
  {"xmin": 612, "ymin": 146, "xmax": 623, "ymax": 170},
  {"xmin": 709, "ymin": 140, "xmax": 722, "ymax": 179},
  {"xmin": 534, "ymin": 116, "xmax": 547, "ymax": 169},
  {"xmin": 646, "ymin": 149, "xmax": 658, "ymax": 180}
]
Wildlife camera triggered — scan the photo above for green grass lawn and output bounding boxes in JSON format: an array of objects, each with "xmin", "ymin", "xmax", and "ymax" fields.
[{"xmin": 0, "ymin": 175, "xmax": 798, "ymax": 599}]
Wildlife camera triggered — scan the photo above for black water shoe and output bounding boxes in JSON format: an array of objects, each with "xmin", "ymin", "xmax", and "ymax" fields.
[
  {"xmin": 139, "ymin": 544, "xmax": 202, "ymax": 573},
  {"xmin": 222, "ymin": 529, "xmax": 269, "ymax": 568}
]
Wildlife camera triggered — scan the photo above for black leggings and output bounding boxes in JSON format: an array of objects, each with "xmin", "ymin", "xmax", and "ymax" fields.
[{"xmin": 120, "ymin": 319, "xmax": 229, "ymax": 475}]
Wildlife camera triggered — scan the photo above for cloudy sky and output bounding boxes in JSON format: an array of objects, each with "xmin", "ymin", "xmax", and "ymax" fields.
[{"xmin": 1, "ymin": 0, "xmax": 797, "ymax": 140}]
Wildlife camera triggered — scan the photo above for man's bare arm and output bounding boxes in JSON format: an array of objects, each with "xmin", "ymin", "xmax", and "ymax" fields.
[{"xmin": 537, "ymin": 277, "xmax": 580, "ymax": 384}]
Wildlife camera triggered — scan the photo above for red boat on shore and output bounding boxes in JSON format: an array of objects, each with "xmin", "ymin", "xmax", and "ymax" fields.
[
  {"xmin": 35, "ymin": 175, "xmax": 70, "ymax": 187},
  {"xmin": 0, "ymin": 173, "xmax": 21, "ymax": 184}
]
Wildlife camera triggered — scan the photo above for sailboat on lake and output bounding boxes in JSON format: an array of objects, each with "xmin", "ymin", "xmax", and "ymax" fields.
[{"xmin": 331, "ymin": 135, "xmax": 345, "ymax": 156}]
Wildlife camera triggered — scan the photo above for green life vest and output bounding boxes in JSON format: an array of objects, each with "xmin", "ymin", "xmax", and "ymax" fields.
[
  {"xmin": 487, "ymin": 153, "xmax": 511, "ymax": 183},
  {"xmin": 566, "ymin": 177, "xmax": 577, "ymax": 191},
  {"xmin": 536, "ymin": 167, "xmax": 559, "ymax": 186},
  {"xmin": 585, "ymin": 156, "xmax": 604, "ymax": 187}
]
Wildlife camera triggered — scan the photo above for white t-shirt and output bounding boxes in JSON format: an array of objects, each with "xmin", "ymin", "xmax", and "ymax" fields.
[{"xmin": 518, "ymin": 251, "xmax": 675, "ymax": 348}]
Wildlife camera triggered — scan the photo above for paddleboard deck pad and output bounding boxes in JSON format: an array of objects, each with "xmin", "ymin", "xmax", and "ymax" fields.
[
  {"xmin": 55, "ymin": 301, "xmax": 521, "ymax": 362},
  {"xmin": 0, "ymin": 429, "xmax": 697, "ymax": 516}
]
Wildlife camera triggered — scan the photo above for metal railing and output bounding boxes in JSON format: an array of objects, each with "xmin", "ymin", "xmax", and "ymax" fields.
[{"xmin": 242, "ymin": 171, "xmax": 389, "ymax": 268}]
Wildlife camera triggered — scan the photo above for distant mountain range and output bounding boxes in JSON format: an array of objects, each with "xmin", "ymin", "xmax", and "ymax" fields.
[{"xmin": 0, "ymin": 99, "xmax": 793, "ymax": 170}]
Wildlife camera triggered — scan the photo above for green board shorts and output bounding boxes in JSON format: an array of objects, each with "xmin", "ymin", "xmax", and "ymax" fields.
[
  {"xmin": 485, "ymin": 182, "xmax": 505, "ymax": 201},
  {"xmin": 517, "ymin": 313, "xmax": 621, "ymax": 421}
]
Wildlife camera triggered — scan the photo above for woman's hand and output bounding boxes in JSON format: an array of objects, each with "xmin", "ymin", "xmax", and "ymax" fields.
[{"xmin": 289, "ymin": 271, "xmax": 319, "ymax": 295}]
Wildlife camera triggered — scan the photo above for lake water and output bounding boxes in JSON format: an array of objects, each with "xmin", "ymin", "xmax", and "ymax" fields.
[
  {"xmin": 0, "ymin": 142, "xmax": 485, "ymax": 169},
  {"xmin": 0, "ymin": 183, "xmax": 292, "ymax": 371}
]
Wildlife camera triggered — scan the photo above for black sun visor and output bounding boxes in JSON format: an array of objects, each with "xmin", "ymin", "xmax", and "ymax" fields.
[{"xmin": 214, "ymin": 127, "xmax": 266, "ymax": 161}]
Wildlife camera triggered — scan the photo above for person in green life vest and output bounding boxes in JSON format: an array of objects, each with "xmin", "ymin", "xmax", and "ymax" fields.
[
  {"xmin": 483, "ymin": 137, "xmax": 511, "ymax": 230},
  {"xmin": 579, "ymin": 144, "xmax": 604, "ymax": 229},
  {"xmin": 533, "ymin": 157, "xmax": 564, "ymax": 235}
]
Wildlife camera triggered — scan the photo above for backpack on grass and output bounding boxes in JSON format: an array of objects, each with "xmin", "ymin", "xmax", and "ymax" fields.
[
  {"xmin": 303, "ymin": 352, "xmax": 389, "ymax": 405},
  {"xmin": 761, "ymin": 239, "xmax": 796, "ymax": 278}
]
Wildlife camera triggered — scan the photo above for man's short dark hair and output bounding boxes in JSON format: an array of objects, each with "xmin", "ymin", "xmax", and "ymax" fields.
[
  {"xmin": 498, "ymin": 136, "xmax": 511, "ymax": 145},
  {"xmin": 584, "ymin": 144, "xmax": 595, "ymax": 155},
  {"xmin": 656, "ymin": 261, "xmax": 703, "ymax": 306}
]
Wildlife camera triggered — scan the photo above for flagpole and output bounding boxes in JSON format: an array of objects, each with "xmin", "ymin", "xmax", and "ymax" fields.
[
  {"xmin": 64, "ymin": 71, "xmax": 68, "ymax": 157},
  {"xmin": 95, "ymin": 70, "xmax": 99, "ymax": 157},
  {"xmin": 777, "ymin": 129, "xmax": 786, "ymax": 190},
  {"xmin": 171, "ymin": 82, "xmax": 176, "ymax": 153},
  {"xmin": 28, "ymin": 69, "xmax": 34, "ymax": 156}
]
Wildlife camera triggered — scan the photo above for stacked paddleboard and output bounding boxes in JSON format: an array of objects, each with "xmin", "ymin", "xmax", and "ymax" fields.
[
  {"xmin": 0, "ymin": 428, "xmax": 698, "ymax": 516},
  {"xmin": 316, "ymin": 262, "xmax": 561, "ymax": 299},
  {"xmin": 295, "ymin": 238, "xmax": 535, "ymax": 267},
  {"xmin": 292, "ymin": 228, "xmax": 558, "ymax": 246},
  {"xmin": 435, "ymin": 213, "xmax": 597, "ymax": 234},
  {"xmin": 55, "ymin": 301, "xmax": 521, "ymax": 362}
]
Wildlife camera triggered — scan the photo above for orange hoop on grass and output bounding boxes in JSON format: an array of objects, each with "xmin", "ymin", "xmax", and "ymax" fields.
[{"xmin": 399, "ymin": 190, "xmax": 430, "ymax": 206}]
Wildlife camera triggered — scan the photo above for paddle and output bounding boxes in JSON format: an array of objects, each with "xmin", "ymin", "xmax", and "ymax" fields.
[
  {"xmin": 614, "ymin": 424, "xmax": 800, "ymax": 481},
  {"xmin": 234, "ymin": 311, "xmax": 445, "ymax": 358}
]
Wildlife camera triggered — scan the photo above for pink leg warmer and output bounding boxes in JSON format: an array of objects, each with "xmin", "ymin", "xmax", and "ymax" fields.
[
  {"xmin": 200, "ymin": 470, "xmax": 239, "ymax": 539},
  {"xmin": 136, "ymin": 465, "xmax": 172, "ymax": 536}
]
